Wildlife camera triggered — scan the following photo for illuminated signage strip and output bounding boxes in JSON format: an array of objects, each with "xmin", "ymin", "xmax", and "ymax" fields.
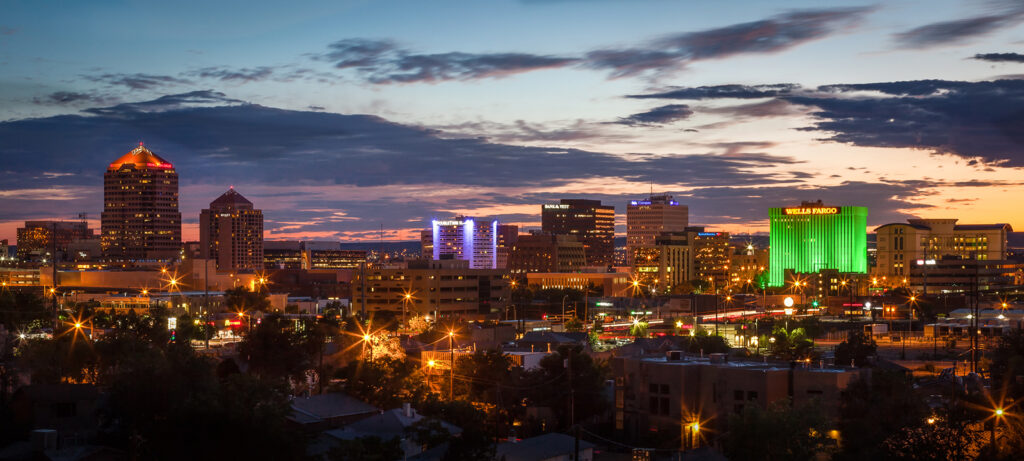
[
  {"xmin": 783, "ymin": 207, "xmax": 839, "ymax": 215},
  {"xmin": 544, "ymin": 204, "xmax": 569, "ymax": 209}
]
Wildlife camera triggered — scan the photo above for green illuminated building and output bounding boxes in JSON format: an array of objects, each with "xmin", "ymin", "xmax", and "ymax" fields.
[{"xmin": 768, "ymin": 202, "xmax": 867, "ymax": 287}]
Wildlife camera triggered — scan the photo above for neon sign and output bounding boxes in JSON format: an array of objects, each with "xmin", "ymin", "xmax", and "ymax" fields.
[
  {"xmin": 697, "ymin": 232, "xmax": 720, "ymax": 236},
  {"xmin": 543, "ymin": 204, "xmax": 569, "ymax": 209},
  {"xmin": 783, "ymin": 207, "xmax": 839, "ymax": 215}
]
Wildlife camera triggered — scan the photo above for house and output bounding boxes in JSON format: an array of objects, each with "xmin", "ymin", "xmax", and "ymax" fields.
[
  {"xmin": 314, "ymin": 404, "xmax": 461, "ymax": 460},
  {"xmin": 495, "ymin": 432, "xmax": 595, "ymax": 461},
  {"xmin": 288, "ymin": 393, "xmax": 378, "ymax": 432}
]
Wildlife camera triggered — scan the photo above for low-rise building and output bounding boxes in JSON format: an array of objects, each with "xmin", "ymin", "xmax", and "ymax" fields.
[
  {"xmin": 526, "ymin": 270, "xmax": 630, "ymax": 297},
  {"xmin": 507, "ymin": 232, "xmax": 586, "ymax": 275},
  {"xmin": 613, "ymin": 354, "xmax": 859, "ymax": 445},
  {"xmin": 352, "ymin": 259, "xmax": 508, "ymax": 317}
]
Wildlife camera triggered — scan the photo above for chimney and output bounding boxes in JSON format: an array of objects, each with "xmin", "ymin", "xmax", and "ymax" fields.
[{"xmin": 403, "ymin": 402, "xmax": 412, "ymax": 418}]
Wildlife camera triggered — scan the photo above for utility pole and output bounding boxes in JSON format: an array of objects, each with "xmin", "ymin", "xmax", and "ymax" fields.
[
  {"xmin": 360, "ymin": 262, "xmax": 366, "ymax": 319},
  {"xmin": 204, "ymin": 257, "xmax": 210, "ymax": 350},
  {"xmin": 51, "ymin": 222, "xmax": 59, "ymax": 331}
]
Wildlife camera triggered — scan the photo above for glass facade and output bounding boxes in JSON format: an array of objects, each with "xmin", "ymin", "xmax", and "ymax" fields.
[{"xmin": 768, "ymin": 205, "xmax": 867, "ymax": 287}]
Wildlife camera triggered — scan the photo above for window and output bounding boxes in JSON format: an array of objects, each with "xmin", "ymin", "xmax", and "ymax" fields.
[
  {"xmin": 734, "ymin": 390, "xmax": 744, "ymax": 400},
  {"xmin": 660, "ymin": 384, "xmax": 669, "ymax": 394},
  {"xmin": 747, "ymin": 391, "xmax": 758, "ymax": 401}
]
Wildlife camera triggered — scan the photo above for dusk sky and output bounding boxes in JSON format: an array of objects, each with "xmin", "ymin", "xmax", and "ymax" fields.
[{"xmin": 3, "ymin": 0, "xmax": 1024, "ymax": 242}]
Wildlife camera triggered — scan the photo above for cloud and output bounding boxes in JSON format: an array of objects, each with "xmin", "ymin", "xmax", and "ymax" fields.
[
  {"xmin": 316, "ymin": 7, "xmax": 870, "ymax": 84},
  {"xmin": 0, "ymin": 92, "xmax": 815, "ymax": 238},
  {"xmin": 85, "ymin": 73, "xmax": 193, "ymax": 90},
  {"xmin": 973, "ymin": 52, "xmax": 1024, "ymax": 63},
  {"xmin": 893, "ymin": 5, "xmax": 1024, "ymax": 49},
  {"xmin": 787, "ymin": 79, "xmax": 1024, "ymax": 166},
  {"xmin": 318, "ymin": 38, "xmax": 577, "ymax": 83},
  {"xmin": 320, "ymin": 38, "xmax": 397, "ymax": 69},
  {"xmin": 32, "ymin": 91, "xmax": 114, "ymax": 106},
  {"xmin": 0, "ymin": 26, "xmax": 15, "ymax": 35},
  {"xmin": 188, "ymin": 66, "xmax": 276, "ymax": 83},
  {"xmin": 628, "ymin": 78, "xmax": 1024, "ymax": 167},
  {"xmin": 584, "ymin": 7, "xmax": 871, "ymax": 77},
  {"xmin": 83, "ymin": 90, "xmax": 244, "ymax": 115},
  {"xmin": 628, "ymin": 83, "xmax": 801, "ymax": 100},
  {"xmin": 615, "ymin": 104, "xmax": 692, "ymax": 126}
]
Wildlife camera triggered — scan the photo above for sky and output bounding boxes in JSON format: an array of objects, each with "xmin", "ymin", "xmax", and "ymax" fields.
[{"xmin": 3, "ymin": 0, "xmax": 1024, "ymax": 242}]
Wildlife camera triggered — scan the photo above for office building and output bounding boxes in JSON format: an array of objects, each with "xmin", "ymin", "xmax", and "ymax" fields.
[
  {"xmin": 495, "ymin": 224, "xmax": 519, "ymax": 269},
  {"xmin": 16, "ymin": 221, "xmax": 95, "ymax": 262},
  {"xmin": 430, "ymin": 216, "xmax": 498, "ymax": 269},
  {"xmin": 874, "ymin": 219, "xmax": 1011, "ymax": 278},
  {"xmin": 768, "ymin": 201, "xmax": 867, "ymax": 287},
  {"xmin": 352, "ymin": 259, "xmax": 508, "ymax": 316},
  {"xmin": 693, "ymin": 229, "xmax": 732, "ymax": 292},
  {"xmin": 101, "ymin": 143, "xmax": 181, "ymax": 260},
  {"xmin": 507, "ymin": 232, "xmax": 587, "ymax": 275},
  {"xmin": 541, "ymin": 199, "xmax": 615, "ymax": 266},
  {"xmin": 264, "ymin": 241, "xmax": 304, "ymax": 270},
  {"xmin": 729, "ymin": 245, "xmax": 768, "ymax": 289},
  {"xmin": 262, "ymin": 241, "xmax": 366, "ymax": 271},
  {"xmin": 613, "ymin": 354, "xmax": 858, "ymax": 443},
  {"xmin": 908, "ymin": 258, "xmax": 1019, "ymax": 294},
  {"xmin": 305, "ymin": 249, "xmax": 366, "ymax": 270},
  {"xmin": 632, "ymin": 231, "xmax": 691, "ymax": 293},
  {"xmin": 626, "ymin": 195, "xmax": 688, "ymax": 265},
  {"xmin": 525, "ymin": 270, "xmax": 631, "ymax": 297},
  {"xmin": 420, "ymin": 230, "xmax": 433, "ymax": 259},
  {"xmin": 199, "ymin": 188, "xmax": 263, "ymax": 272}
]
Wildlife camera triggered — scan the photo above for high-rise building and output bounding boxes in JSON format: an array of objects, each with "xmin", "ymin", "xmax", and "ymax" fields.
[
  {"xmin": 693, "ymin": 229, "xmax": 732, "ymax": 293},
  {"xmin": 874, "ymin": 219, "xmax": 1011, "ymax": 278},
  {"xmin": 507, "ymin": 232, "xmax": 587, "ymax": 275},
  {"xmin": 768, "ymin": 201, "xmax": 867, "ymax": 287},
  {"xmin": 431, "ymin": 216, "xmax": 498, "ymax": 269},
  {"xmin": 16, "ymin": 220, "xmax": 95, "ymax": 261},
  {"xmin": 626, "ymin": 195, "xmax": 688, "ymax": 265},
  {"xmin": 541, "ymin": 199, "xmax": 615, "ymax": 266},
  {"xmin": 495, "ymin": 224, "xmax": 519, "ymax": 269},
  {"xmin": 101, "ymin": 143, "xmax": 181, "ymax": 260},
  {"xmin": 199, "ymin": 188, "xmax": 263, "ymax": 272}
]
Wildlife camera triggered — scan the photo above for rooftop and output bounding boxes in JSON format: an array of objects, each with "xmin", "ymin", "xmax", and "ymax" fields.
[
  {"xmin": 108, "ymin": 143, "xmax": 173, "ymax": 170},
  {"xmin": 210, "ymin": 187, "xmax": 254, "ymax": 208}
]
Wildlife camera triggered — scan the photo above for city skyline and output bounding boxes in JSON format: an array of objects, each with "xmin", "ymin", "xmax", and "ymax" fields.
[{"xmin": 4, "ymin": 0, "xmax": 1024, "ymax": 242}]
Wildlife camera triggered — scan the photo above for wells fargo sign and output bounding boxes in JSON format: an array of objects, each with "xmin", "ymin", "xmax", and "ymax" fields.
[{"xmin": 783, "ymin": 207, "xmax": 839, "ymax": 215}]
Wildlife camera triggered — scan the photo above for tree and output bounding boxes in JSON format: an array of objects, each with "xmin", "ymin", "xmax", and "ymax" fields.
[
  {"xmin": 416, "ymin": 398, "xmax": 495, "ymax": 461},
  {"xmin": 881, "ymin": 404, "xmax": 986, "ymax": 461},
  {"xmin": 723, "ymin": 400, "xmax": 833, "ymax": 461},
  {"xmin": 100, "ymin": 339, "xmax": 304, "ymax": 460},
  {"xmin": 340, "ymin": 357, "xmax": 427, "ymax": 409},
  {"xmin": 523, "ymin": 346, "xmax": 608, "ymax": 429},
  {"xmin": 223, "ymin": 286, "xmax": 271, "ymax": 313},
  {"xmin": 835, "ymin": 369, "xmax": 928, "ymax": 460},
  {"xmin": 237, "ymin": 314, "xmax": 310, "ymax": 382},
  {"xmin": 0, "ymin": 290, "xmax": 48, "ymax": 331},
  {"xmin": 766, "ymin": 326, "xmax": 815, "ymax": 360},
  {"xmin": 834, "ymin": 331, "xmax": 877, "ymax": 367},
  {"xmin": 327, "ymin": 436, "xmax": 402, "ymax": 461}
]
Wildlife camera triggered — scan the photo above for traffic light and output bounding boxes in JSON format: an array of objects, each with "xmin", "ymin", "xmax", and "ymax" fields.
[
  {"xmin": 811, "ymin": 300, "xmax": 819, "ymax": 308},
  {"xmin": 169, "ymin": 329, "xmax": 176, "ymax": 343}
]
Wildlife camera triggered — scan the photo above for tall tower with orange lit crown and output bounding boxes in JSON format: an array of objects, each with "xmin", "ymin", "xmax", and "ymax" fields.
[{"xmin": 101, "ymin": 143, "xmax": 182, "ymax": 260}]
